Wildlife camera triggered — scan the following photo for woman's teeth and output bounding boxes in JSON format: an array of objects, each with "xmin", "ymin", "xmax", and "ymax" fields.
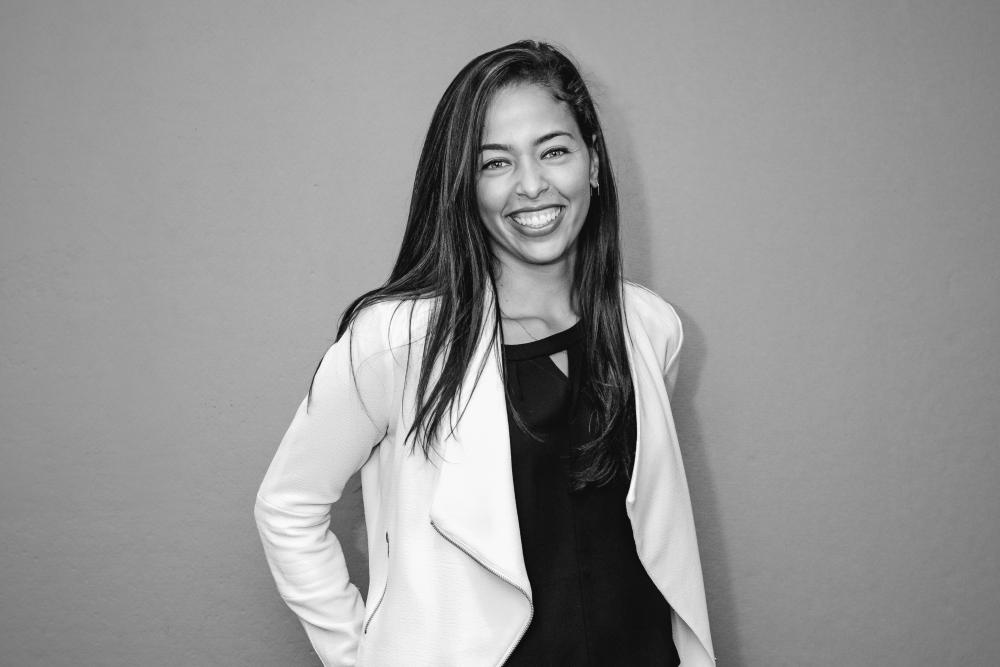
[{"xmin": 511, "ymin": 207, "xmax": 560, "ymax": 228}]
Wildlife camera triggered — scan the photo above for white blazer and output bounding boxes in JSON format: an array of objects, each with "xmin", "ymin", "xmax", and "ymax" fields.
[{"xmin": 255, "ymin": 281, "xmax": 715, "ymax": 666}]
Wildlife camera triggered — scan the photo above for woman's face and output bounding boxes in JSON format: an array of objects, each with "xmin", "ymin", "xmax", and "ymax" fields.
[{"xmin": 475, "ymin": 83, "xmax": 598, "ymax": 274}]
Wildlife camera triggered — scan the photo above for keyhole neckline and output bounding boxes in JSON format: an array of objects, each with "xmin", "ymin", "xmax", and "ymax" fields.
[{"xmin": 502, "ymin": 319, "xmax": 584, "ymax": 361}]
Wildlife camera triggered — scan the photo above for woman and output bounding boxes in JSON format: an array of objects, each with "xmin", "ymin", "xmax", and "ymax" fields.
[{"xmin": 255, "ymin": 40, "xmax": 715, "ymax": 666}]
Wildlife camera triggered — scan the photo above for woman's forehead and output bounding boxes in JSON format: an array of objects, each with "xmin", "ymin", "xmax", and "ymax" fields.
[{"xmin": 481, "ymin": 83, "xmax": 581, "ymax": 145}]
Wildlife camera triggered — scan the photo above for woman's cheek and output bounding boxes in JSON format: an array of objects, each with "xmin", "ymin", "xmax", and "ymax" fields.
[{"xmin": 478, "ymin": 178, "xmax": 510, "ymax": 221}]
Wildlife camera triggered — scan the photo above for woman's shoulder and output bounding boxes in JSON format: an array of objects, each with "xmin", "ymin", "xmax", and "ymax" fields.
[
  {"xmin": 342, "ymin": 294, "xmax": 437, "ymax": 360},
  {"xmin": 622, "ymin": 280, "xmax": 682, "ymax": 335},
  {"xmin": 622, "ymin": 280, "xmax": 684, "ymax": 375}
]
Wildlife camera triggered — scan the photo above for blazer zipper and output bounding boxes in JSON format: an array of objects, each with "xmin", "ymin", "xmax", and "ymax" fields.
[
  {"xmin": 430, "ymin": 520, "xmax": 533, "ymax": 666},
  {"xmin": 363, "ymin": 531, "xmax": 390, "ymax": 634}
]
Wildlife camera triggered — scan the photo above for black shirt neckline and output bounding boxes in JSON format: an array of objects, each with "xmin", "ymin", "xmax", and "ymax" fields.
[{"xmin": 502, "ymin": 319, "xmax": 584, "ymax": 361}]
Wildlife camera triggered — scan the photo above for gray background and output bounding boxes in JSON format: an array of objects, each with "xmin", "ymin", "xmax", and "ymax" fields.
[{"xmin": 2, "ymin": 1, "xmax": 998, "ymax": 665}]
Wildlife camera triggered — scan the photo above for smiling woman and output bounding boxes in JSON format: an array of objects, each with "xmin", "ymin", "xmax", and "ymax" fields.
[{"xmin": 255, "ymin": 40, "xmax": 715, "ymax": 666}]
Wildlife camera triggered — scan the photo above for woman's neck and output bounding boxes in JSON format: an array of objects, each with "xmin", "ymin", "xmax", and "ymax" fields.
[{"xmin": 493, "ymin": 257, "xmax": 579, "ymax": 334}]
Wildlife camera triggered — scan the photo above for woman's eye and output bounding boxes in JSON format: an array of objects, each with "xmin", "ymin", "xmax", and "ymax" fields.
[
  {"xmin": 543, "ymin": 147, "xmax": 568, "ymax": 159},
  {"xmin": 481, "ymin": 159, "xmax": 507, "ymax": 171}
]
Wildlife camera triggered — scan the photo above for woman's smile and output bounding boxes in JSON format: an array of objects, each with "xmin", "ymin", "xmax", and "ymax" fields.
[{"xmin": 509, "ymin": 205, "xmax": 564, "ymax": 233}]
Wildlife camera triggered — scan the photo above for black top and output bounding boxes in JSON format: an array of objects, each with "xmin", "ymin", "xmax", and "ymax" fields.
[{"xmin": 502, "ymin": 321, "xmax": 679, "ymax": 666}]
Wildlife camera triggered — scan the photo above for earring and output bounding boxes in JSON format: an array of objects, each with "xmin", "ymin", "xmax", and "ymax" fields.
[{"xmin": 592, "ymin": 181, "xmax": 600, "ymax": 196}]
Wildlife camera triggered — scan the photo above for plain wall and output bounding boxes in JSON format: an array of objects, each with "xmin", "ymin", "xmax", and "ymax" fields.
[{"xmin": 2, "ymin": 1, "xmax": 998, "ymax": 665}]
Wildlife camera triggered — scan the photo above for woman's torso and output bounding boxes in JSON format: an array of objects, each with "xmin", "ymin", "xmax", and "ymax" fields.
[{"xmin": 347, "ymin": 284, "xmax": 713, "ymax": 665}]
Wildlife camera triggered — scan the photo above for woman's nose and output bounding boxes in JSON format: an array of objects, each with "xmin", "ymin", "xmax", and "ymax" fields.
[{"xmin": 515, "ymin": 162, "xmax": 549, "ymax": 199}]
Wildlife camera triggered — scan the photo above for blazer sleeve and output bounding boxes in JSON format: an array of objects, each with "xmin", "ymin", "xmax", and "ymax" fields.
[{"xmin": 254, "ymin": 313, "xmax": 392, "ymax": 667}]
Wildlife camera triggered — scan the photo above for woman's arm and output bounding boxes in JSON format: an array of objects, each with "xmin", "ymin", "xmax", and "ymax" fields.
[{"xmin": 254, "ymin": 315, "xmax": 392, "ymax": 667}]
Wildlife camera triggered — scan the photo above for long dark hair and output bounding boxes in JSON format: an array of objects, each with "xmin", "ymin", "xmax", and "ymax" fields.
[{"xmin": 315, "ymin": 40, "xmax": 633, "ymax": 488}]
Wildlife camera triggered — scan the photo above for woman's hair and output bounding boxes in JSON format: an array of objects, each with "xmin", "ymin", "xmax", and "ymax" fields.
[{"xmin": 320, "ymin": 40, "xmax": 633, "ymax": 488}]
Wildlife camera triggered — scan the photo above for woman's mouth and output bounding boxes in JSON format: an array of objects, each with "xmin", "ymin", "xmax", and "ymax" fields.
[{"xmin": 509, "ymin": 206, "xmax": 563, "ymax": 231}]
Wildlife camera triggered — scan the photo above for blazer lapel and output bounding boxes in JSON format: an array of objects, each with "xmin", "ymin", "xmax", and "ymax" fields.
[{"xmin": 428, "ymin": 291, "xmax": 532, "ymax": 597}]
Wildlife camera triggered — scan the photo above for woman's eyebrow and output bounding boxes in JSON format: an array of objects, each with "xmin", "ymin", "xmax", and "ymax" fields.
[{"xmin": 479, "ymin": 131, "xmax": 574, "ymax": 152}]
